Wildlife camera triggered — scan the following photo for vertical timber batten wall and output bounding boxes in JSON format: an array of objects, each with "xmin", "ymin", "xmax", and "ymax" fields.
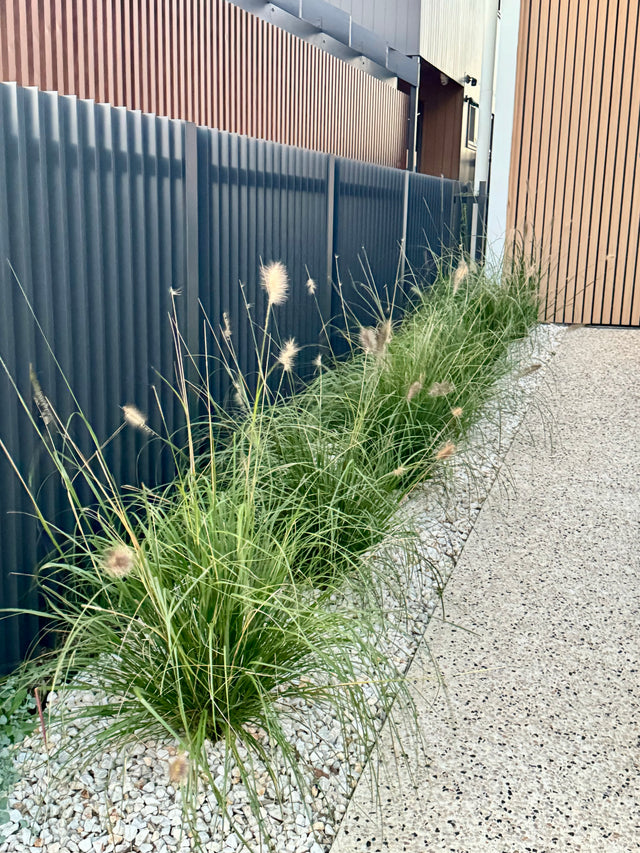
[
  {"xmin": 508, "ymin": 0, "xmax": 640, "ymax": 325},
  {"xmin": 0, "ymin": 0, "xmax": 409, "ymax": 169}
]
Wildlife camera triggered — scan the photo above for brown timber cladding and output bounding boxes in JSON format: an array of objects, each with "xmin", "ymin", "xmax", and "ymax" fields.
[
  {"xmin": 508, "ymin": 0, "xmax": 640, "ymax": 325},
  {"xmin": 0, "ymin": 0, "xmax": 409, "ymax": 169}
]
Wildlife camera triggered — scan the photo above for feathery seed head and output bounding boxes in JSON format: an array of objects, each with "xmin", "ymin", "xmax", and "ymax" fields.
[
  {"xmin": 232, "ymin": 379, "xmax": 249, "ymax": 412},
  {"xmin": 406, "ymin": 379, "xmax": 423, "ymax": 402},
  {"xmin": 222, "ymin": 312, "xmax": 232, "ymax": 341},
  {"xmin": 278, "ymin": 338, "xmax": 299, "ymax": 372},
  {"xmin": 313, "ymin": 353, "xmax": 323, "ymax": 370},
  {"xmin": 103, "ymin": 544, "xmax": 136, "ymax": 579},
  {"xmin": 359, "ymin": 327, "xmax": 378, "ymax": 355},
  {"xmin": 359, "ymin": 320, "xmax": 392, "ymax": 357},
  {"xmin": 451, "ymin": 406, "xmax": 463, "ymax": 418},
  {"xmin": 169, "ymin": 753, "xmax": 190, "ymax": 786},
  {"xmin": 306, "ymin": 277, "xmax": 317, "ymax": 295},
  {"xmin": 435, "ymin": 441, "xmax": 456, "ymax": 461},
  {"xmin": 260, "ymin": 261, "xmax": 289, "ymax": 306},
  {"xmin": 428, "ymin": 381, "xmax": 455, "ymax": 397},
  {"xmin": 169, "ymin": 287, "xmax": 182, "ymax": 297},
  {"xmin": 376, "ymin": 319, "xmax": 392, "ymax": 352},
  {"xmin": 452, "ymin": 259, "xmax": 469, "ymax": 294},
  {"xmin": 29, "ymin": 366, "xmax": 54, "ymax": 426},
  {"xmin": 392, "ymin": 465, "xmax": 407, "ymax": 477},
  {"xmin": 122, "ymin": 404, "xmax": 150, "ymax": 433}
]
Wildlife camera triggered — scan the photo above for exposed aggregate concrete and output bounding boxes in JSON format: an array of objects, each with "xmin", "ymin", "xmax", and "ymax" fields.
[{"xmin": 333, "ymin": 327, "xmax": 640, "ymax": 852}]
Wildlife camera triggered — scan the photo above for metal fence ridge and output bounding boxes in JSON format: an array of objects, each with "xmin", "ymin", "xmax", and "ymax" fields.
[{"xmin": 0, "ymin": 83, "xmax": 469, "ymax": 672}]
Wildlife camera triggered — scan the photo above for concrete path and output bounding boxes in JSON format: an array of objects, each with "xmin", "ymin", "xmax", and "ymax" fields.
[{"xmin": 333, "ymin": 328, "xmax": 640, "ymax": 853}]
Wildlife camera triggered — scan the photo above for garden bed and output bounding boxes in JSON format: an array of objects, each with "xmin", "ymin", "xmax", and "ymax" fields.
[{"xmin": 0, "ymin": 313, "xmax": 565, "ymax": 853}]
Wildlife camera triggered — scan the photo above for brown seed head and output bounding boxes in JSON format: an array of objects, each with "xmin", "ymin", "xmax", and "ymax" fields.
[
  {"xmin": 406, "ymin": 380, "xmax": 423, "ymax": 402},
  {"xmin": 103, "ymin": 545, "xmax": 136, "ymax": 579},
  {"xmin": 260, "ymin": 261, "xmax": 289, "ymax": 306},
  {"xmin": 519, "ymin": 363, "xmax": 542, "ymax": 377},
  {"xmin": 428, "ymin": 381, "xmax": 455, "ymax": 397},
  {"xmin": 435, "ymin": 441, "xmax": 456, "ymax": 461},
  {"xmin": 169, "ymin": 753, "xmax": 190, "ymax": 786}
]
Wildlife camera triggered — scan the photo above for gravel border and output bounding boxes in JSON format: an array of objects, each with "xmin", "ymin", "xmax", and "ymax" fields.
[{"xmin": 0, "ymin": 324, "xmax": 566, "ymax": 853}]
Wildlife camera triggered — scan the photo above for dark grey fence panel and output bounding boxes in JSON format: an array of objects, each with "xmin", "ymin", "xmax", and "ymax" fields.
[
  {"xmin": 197, "ymin": 130, "xmax": 331, "ymax": 396},
  {"xmin": 0, "ymin": 84, "xmax": 189, "ymax": 672},
  {"xmin": 332, "ymin": 159, "xmax": 406, "ymax": 354},
  {"xmin": 405, "ymin": 173, "xmax": 460, "ymax": 281},
  {"xmin": 0, "ymin": 83, "xmax": 467, "ymax": 673}
]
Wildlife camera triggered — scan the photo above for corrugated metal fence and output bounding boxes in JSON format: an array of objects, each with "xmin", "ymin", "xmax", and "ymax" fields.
[
  {"xmin": 0, "ymin": 0, "xmax": 409, "ymax": 168},
  {"xmin": 0, "ymin": 83, "xmax": 468, "ymax": 672}
]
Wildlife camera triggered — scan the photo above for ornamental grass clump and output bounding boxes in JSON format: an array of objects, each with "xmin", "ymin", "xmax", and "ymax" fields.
[
  {"xmin": 301, "ymin": 253, "xmax": 540, "ymax": 494},
  {"xmin": 0, "ymin": 284, "xmax": 408, "ymax": 845},
  {"xmin": 1, "ymin": 248, "xmax": 540, "ymax": 847},
  {"xmin": 207, "ymin": 252, "xmax": 539, "ymax": 589}
]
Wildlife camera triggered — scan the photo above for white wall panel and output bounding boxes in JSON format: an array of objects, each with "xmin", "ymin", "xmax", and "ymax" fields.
[{"xmin": 419, "ymin": 0, "xmax": 486, "ymax": 82}]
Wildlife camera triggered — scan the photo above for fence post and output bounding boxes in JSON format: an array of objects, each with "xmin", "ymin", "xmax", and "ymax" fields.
[
  {"xmin": 326, "ymin": 155, "xmax": 337, "ymax": 289},
  {"xmin": 399, "ymin": 169, "xmax": 410, "ymax": 286}
]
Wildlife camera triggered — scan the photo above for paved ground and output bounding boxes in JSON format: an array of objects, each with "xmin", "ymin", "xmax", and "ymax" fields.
[{"xmin": 333, "ymin": 328, "xmax": 640, "ymax": 853}]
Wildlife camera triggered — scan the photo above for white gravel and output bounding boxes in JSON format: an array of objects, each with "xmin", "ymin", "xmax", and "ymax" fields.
[{"xmin": 0, "ymin": 324, "xmax": 566, "ymax": 853}]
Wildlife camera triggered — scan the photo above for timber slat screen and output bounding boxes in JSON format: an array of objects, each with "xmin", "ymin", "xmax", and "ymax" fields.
[
  {"xmin": 508, "ymin": 0, "xmax": 640, "ymax": 325},
  {"xmin": 0, "ymin": 83, "xmax": 464, "ymax": 672},
  {"xmin": 0, "ymin": 0, "xmax": 409, "ymax": 169}
]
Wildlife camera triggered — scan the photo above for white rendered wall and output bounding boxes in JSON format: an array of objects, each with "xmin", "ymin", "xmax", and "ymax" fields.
[{"xmin": 486, "ymin": 0, "xmax": 522, "ymax": 265}]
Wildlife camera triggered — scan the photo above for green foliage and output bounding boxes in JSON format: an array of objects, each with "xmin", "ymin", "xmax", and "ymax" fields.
[{"xmin": 0, "ymin": 252, "xmax": 540, "ymax": 846}]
